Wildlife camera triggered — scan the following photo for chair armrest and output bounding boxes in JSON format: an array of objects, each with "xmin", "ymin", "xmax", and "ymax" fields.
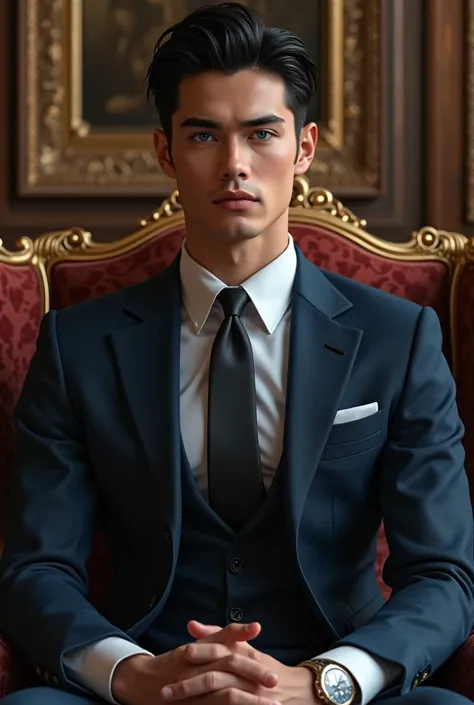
[
  {"xmin": 0, "ymin": 634, "xmax": 36, "ymax": 697},
  {"xmin": 429, "ymin": 630, "xmax": 474, "ymax": 699}
]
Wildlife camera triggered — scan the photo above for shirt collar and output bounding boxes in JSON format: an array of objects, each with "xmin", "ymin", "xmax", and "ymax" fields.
[{"xmin": 180, "ymin": 235, "xmax": 297, "ymax": 334}]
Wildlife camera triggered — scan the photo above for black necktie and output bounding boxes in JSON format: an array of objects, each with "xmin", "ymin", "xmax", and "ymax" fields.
[{"xmin": 207, "ymin": 287, "xmax": 265, "ymax": 529}]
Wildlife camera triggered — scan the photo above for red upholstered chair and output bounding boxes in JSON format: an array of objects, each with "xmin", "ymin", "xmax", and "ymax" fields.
[
  {"xmin": 451, "ymin": 238, "xmax": 474, "ymax": 504},
  {"xmin": 0, "ymin": 177, "xmax": 472, "ymax": 696},
  {"xmin": 0, "ymin": 238, "xmax": 48, "ymax": 695},
  {"xmin": 433, "ymin": 238, "xmax": 474, "ymax": 697}
]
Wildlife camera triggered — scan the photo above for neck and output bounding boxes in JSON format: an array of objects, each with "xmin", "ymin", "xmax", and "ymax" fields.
[{"xmin": 184, "ymin": 224, "xmax": 290, "ymax": 286}]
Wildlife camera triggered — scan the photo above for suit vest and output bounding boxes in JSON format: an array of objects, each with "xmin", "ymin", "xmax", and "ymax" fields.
[{"xmin": 141, "ymin": 445, "xmax": 330, "ymax": 664}]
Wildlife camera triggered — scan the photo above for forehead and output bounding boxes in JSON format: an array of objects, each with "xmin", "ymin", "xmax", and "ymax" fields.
[{"xmin": 175, "ymin": 69, "xmax": 290, "ymax": 123}]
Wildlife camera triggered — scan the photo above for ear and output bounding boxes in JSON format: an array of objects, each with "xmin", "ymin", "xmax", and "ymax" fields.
[
  {"xmin": 154, "ymin": 129, "xmax": 176, "ymax": 179},
  {"xmin": 294, "ymin": 123, "xmax": 318, "ymax": 176}
]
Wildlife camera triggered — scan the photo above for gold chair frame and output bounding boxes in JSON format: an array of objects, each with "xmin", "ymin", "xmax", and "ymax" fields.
[{"xmin": 0, "ymin": 176, "xmax": 467, "ymax": 371}]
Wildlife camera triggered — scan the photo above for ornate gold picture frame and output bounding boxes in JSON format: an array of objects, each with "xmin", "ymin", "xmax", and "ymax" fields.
[{"xmin": 18, "ymin": 0, "xmax": 381, "ymax": 196}]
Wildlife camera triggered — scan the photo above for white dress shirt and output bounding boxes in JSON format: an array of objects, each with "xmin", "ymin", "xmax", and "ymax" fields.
[{"xmin": 65, "ymin": 236, "xmax": 399, "ymax": 703}]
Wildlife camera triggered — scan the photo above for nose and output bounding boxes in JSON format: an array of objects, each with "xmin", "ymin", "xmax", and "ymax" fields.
[{"xmin": 219, "ymin": 137, "xmax": 250, "ymax": 181}]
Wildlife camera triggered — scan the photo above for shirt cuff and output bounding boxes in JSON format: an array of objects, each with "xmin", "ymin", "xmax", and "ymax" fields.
[
  {"xmin": 313, "ymin": 645, "xmax": 401, "ymax": 705},
  {"xmin": 63, "ymin": 637, "xmax": 153, "ymax": 704}
]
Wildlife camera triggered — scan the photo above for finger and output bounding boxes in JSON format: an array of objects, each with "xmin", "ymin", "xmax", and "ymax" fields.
[
  {"xmin": 183, "ymin": 643, "xmax": 258, "ymax": 664},
  {"xmin": 193, "ymin": 622, "xmax": 261, "ymax": 645},
  {"xmin": 187, "ymin": 621, "xmax": 222, "ymax": 639},
  {"xmin": 161, "ymin": 671, "xmax": 279, "ymax": 702},
  {"xmin": 183, "ymin": 643, "xmax": 231, "ymax": 663},
  {"xmin": 175, "ymin": 687, "xmax": 280, "ymax": 705},
  {"xmin": 218, "ymin": 654, "xmax": 278, "ymax": 687},
  {"xmin": 188, "ymin": 621, "xmax": 259, "ymax": 644},
  {"xmin": 181, "ymin": 651, "xmax": 275, "ymax": 687}
]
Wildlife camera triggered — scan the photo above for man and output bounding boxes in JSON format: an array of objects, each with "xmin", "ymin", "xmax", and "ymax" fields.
[{"xmin": 1, "ymin": 3, "xmax": 473, "ymax": 705}]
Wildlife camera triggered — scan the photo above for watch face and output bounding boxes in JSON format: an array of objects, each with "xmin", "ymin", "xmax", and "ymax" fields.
[{"xmin": 323, "ymin": 666, "xmax": 354, "ymax": 705}]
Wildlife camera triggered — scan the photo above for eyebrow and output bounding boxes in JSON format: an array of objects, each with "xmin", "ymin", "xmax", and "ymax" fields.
[{"xmin": 179, "ymin": 114, "xmax": 286, "ymax": 129}]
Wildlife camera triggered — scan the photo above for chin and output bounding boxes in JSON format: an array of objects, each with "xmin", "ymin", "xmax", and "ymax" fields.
[{"xmin": 215, "ymin": 219, "xmax": 262, "ymax": 242}]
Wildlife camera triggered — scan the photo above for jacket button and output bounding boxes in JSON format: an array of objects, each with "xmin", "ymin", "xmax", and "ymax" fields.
[
  {"xmin": 149, "ymin": 594, "xmax": 158, "ymax": 609},
  {"xmin": 52, "ymin": 675, "xmax": 60, "ymax": 687},
  {"xmin": 230, "ymin": 557, "xmax": 243, "ymax": 574},
  {"xmin": 228, "ymin": 607, "xmax": 243, "ymax": 622}
]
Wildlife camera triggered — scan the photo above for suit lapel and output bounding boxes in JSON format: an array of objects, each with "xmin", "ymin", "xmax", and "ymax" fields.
[
  {"xmin": 284, "ymin": 250, "xmax": 363, "ymax": 530},
  {"xmin": 109, "ymin": 259, "xmax": 182, "ymax": 530}
]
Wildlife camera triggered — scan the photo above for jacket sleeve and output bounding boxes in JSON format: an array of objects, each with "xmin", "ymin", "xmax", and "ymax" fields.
[
  {"xmin": 337, "ymin": 306, "xmax": 474, "ymax": 695},
  {"xmin": 0, "ymin": 311, "xmax": 135, "ymax": 696}
]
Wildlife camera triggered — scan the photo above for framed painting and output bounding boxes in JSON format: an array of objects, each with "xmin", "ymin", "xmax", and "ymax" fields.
[{"xmin": 18, "ymin": 0, "xmax": 381, "ymax": 196}]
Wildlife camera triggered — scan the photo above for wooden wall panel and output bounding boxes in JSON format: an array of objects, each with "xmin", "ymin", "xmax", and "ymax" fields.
[
  {"xmin": 465, "ymin": 0, "xmax": 474, "ymax": 233},
  {"xmin": 425, "ymin": 0, "xmax": 465, "ymax": 231},
  {"xmin": 0, "ymin": 0, "xmax": 440, "ymax": 250}
]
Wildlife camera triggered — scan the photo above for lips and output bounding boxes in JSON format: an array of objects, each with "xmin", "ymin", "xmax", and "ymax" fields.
[
  {"xmin": 214, "ymin": 191, "xmax": 259, "ymax": 203},
  {"xmin": 214, "ymin": 198, "xmax": 258, "ymax": 211}
]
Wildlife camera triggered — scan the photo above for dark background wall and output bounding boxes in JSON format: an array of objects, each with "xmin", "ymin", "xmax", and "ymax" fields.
[{"xmin": 0, "ymin": 0, "xmax": 469, "ymax": 249}]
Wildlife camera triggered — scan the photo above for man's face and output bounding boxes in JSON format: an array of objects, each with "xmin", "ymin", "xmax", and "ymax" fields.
[{"xmin": 154, "ymin": 69, "xmax": 317, "ymax": 248}]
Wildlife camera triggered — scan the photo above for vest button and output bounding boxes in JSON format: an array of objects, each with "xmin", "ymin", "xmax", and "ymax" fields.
[
  {"xmin": 230, "ymin": 557, "xmax": 243, "ymax": 574},
  {"xmin": 149, "ymin": 594, "xmax": 158, "ymax": 609},
  {"xmin": 228, "ymin": 607, "xmax": 244, "ymax": 622},
  {"xmin": 164, "ymin": 531, "xmax": 172, "ymax": 545}
]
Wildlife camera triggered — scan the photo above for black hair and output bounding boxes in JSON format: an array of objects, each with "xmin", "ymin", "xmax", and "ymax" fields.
[{"xmin": 146, "ymin": 2, "xmax": 317, "ymax": 146}]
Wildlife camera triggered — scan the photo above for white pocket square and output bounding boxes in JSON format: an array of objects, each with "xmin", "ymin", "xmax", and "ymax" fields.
[{"xmin": 333, "ymin": 402, "xmax": 379, "ymax": 426}]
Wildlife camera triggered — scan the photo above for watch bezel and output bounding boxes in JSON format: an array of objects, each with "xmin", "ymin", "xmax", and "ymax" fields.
[{"xmin": 301, "ymin": 659, "xmax": 356, "ymax": 705}]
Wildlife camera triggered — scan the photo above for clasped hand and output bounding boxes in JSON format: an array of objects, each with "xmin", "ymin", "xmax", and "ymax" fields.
[{"xmin": 112, "ymin": 620, "xmax": 316, "ymax": 705}]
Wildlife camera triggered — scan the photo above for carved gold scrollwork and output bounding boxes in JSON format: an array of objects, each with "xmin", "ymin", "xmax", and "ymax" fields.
[
  {"xmin": 290, "ymin": 176, "xmax": 368, "ymax": 228},
  {"xmin": 0, "ymin": 228, "xmax": 94, "ymax": 263},
  {"xmin": 139, "ymin": 190, "xmax": 182, "ymax": 227},
  {"xmin": 32, "ymin": 228, "xmax": 94, "ymax": 258},
  {"xmin": 410, "ymin": 226, "xmax": 467, "ymax": 263},
  {"xmin": 0, "ymin": 237, "xmax": 36, "ymax": 264}
]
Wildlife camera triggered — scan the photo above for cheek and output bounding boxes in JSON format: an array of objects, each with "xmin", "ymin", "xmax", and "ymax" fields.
[
  {"xmin": 174, "ymin": 146, "xmax": 215, "ymax": 176},
  {"xmin": 256, "ymin": 143, "xmax": 296, "ymax": 174}
]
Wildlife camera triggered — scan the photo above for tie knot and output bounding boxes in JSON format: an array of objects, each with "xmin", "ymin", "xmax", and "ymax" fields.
[{"xmin": 217, "ymin": 287, "xmax": 250, "ymax": 318}]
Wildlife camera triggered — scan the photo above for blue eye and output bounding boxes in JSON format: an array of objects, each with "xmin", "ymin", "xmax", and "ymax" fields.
[
  {"xmin": 191, "ymin": 132, "xmax": 214, "ymax": 143},
  {"xmin": 254, "ymin": 130, "xmax": 273, "ymax": 140}
]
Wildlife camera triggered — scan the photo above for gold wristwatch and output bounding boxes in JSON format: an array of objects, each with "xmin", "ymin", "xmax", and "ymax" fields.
[{"xmin": 299, "ymin": 659, "xmax": 358, "ymax": 705}]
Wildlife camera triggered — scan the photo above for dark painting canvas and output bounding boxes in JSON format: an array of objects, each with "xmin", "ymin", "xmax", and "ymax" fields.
[{"xmin": 82, "ymin": 0, "xmax": 322, "ymax": 131}]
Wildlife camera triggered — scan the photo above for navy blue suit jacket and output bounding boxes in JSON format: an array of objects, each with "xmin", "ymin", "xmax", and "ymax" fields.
[{"xmin": 1, "ymin": 249, "xmax": 473, "ymax": 696}]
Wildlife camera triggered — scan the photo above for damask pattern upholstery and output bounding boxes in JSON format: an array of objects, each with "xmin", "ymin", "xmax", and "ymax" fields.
[
  {"xmin": 0, "ymin": 261, "xmax": 44, "ymax": 696},
  {"xmin": 49, "ymin": 229, "xmax": 185, "ymax": 310},
  {"xmin": 291, "ymin": 226, "xmax": 451, "ymax": 358},
  {"xmin": 0, "ymin": 264, "xmax": 43, "ymax": 532}
]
